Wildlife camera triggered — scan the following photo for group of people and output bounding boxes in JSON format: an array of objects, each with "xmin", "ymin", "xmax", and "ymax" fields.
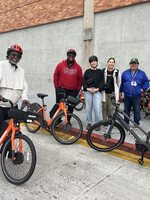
[
  {"xmin": 53, "ymin": 49, "xmax": 149, "ymax": 130},
  {"xmin": 0, "ymin": 45, "xmax": 149, "ymax": 135}
]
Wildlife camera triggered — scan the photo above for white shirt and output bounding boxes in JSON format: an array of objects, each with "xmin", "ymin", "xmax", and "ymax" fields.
[{"xmin": 0, "ymin": 60, "xmax": 28, "ymax": 107}]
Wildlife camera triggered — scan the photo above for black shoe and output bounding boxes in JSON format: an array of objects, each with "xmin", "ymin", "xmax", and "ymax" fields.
[
  {"xmin": 86, "ymin": 123, "xmax": 91, "ymax": 130},
  {"xmin": 63, "ymin": 123, "xmax": 72, "ymax": 131}
]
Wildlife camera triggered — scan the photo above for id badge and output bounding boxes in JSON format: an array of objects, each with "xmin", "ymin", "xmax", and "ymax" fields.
[{"xmin": 131, "ymin": 81, "xmax": 137, "ymax": 86}]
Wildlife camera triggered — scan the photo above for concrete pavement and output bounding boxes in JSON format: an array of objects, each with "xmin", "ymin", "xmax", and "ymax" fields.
[{"xmin": 0, "ymin": 127, "xmax": 150, "ymax": 200}]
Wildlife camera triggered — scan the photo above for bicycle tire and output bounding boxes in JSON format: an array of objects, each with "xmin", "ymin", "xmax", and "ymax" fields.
[
  {"xmin": 51, "ymin": 112, "xmax": 83, "ymax": 144},
  {"xmin": 75, "ymin": 101, "xmax": 85, "ymax": 111},
  {"xmin": 1, "ymin": 133, "xmax": 36, "ymax": 185},
  {"xmin": 87, "ymin": 120, "xmax": 125, "ymax": 152},
  {"xmin": 25, "ymin": 103, "xmax": 42, "ymax": 133}
]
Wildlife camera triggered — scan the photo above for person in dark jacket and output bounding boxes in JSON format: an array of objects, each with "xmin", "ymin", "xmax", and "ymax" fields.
[
  {"xmin": 53, "ymin": 49, "xmax": 83, "ymax": 113},
  {"xmin": 120, "ymin": 58, "xmax": 149, "ymax": 125},
  {"xmin": 83, "ymin": 55, "xmax": 104, "ymax": 130}
]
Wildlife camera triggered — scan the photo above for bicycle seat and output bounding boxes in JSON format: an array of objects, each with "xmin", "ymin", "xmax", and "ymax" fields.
[{"xmin": 37, "ymin": 93, "xmax": 48, "ymax": 99}]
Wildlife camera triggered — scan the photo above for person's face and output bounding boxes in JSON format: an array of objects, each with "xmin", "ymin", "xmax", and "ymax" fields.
[
  {"xmin": 130, "ymin": 63, "xmax": 139, "ymax": 71},
  {"xmin": 107, "ymin": 59, "xmax": 115, "ymax": 70},
  {"xmin": 90, "ymin": 61, "xmax": 98, "ymax": 69},
  {"xmin": 9, "ymin": 51, "xmax": 21, "ymax": 64},
  {"xmin": 67, "ymin": 53, "xmax": 75, "ymax": 63}
]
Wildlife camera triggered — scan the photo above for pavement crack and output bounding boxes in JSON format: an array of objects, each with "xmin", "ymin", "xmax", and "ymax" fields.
[{"xmin": 73, "ymin": 163, "xmax": 125, "ymax": 200}]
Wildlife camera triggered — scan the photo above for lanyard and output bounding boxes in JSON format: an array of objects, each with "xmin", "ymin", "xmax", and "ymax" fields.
[{"xmin": 131, "ymin": 70, "xmax": 138, "ymax": 79}]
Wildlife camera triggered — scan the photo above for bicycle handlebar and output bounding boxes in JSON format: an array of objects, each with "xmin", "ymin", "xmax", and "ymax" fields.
[
  {"xmin": 111, "ymin": 96, "xmax": 120, "ymax": 108},
  {"xmin": 0, "ymin": 97, "xmax": 13, "ymax": 108},
  {"xmin": 0, "ymin": 98, "xmax": 28, "ymax": 111}
]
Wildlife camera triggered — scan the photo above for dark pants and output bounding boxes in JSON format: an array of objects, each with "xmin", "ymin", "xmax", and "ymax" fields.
[
  {"xmin": 55, "ymin": 88, "xmax": 79, "ymax": 113},
  {"xmin": 124, "ymin": 95, "xmax": 141, "ymax": 125},
  {"xmin": 0, "ymin": 107, "xmax": 10, "ymax": 137}
]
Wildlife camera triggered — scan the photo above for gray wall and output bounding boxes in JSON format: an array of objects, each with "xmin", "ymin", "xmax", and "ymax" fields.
[
  {"xmin": 94, "ymin": 2, "xmax": 150, "ymax": 74},
  {"xmin": 0, "ymin": 18, "xmax": 84, "ymax": 106},
  {"xmin": 0, "ymin": 2, "xmax": 150, "ymax": 107}
]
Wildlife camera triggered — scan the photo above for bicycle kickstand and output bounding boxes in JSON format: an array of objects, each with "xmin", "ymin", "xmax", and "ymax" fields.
[{"xmin": 138, "ymin": 150, "xmax": 146, "ymax": 165}]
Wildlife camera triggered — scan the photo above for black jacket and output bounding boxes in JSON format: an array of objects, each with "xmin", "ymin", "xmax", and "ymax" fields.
[{"xmin": 83, "ymin": 68, "xmax": 104, "ymax": 92}]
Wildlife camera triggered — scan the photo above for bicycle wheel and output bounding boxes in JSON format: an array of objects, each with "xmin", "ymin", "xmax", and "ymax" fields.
[
  {"xmin": 75, "ymin": 101, "xmax": 85, "ymax": 111},
  {"xmin": 52, "ymin": 112, "xmax": 83, "ymax": 144},
  {"xmin": 25, "ymin": 103, "xmax": 42, "ymax": 133},
  {"xmin": 1, "ymin": 133, "xmax": 36, "ymax": 185},
  {"xmin": 87, "ymin": 121, "xmax": 125, "ymax": 152}
]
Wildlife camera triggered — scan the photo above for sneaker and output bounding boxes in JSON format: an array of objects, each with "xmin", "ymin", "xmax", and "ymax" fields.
[
  {"xmin": 95, "ymin": 126, "xmax": 100, "ymax": 131},
  {"xmin": 63, "ymin": 123, "xmax": 72, "ymax": 131},
  {"xmin": 86, "ymin": 123, "xmax": 91, "ymax": 130}
]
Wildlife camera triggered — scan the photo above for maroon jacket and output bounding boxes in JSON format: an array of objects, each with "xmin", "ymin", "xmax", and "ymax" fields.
[{"xmin": 53, "ymin": 60, "xmax": 82, "ymax": 90}]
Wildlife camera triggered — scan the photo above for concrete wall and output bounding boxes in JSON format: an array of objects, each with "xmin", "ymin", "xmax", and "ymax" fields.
[
  {"xmin": 94, "ymin": 2, "xmax": 150, "ymax": 74},
  {"xmin": 0, "ymin": 18, "xmax": 84, "ymax": 106},
  {"xmin": 0, "ymin": 2, "xmax": 150, "ymax": 107}
]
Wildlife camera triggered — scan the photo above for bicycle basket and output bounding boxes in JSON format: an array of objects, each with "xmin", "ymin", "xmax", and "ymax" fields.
[
  {"xmin": 28, "ymin": 103, "xmax": 43, "ymax": 118},
  {"xmin": 9, "ymin": 108, "xmax": 38, "ymax": 122},
  {"xmin": 67, "ymin": 96, "xmax": 80, "ymax": 106}
]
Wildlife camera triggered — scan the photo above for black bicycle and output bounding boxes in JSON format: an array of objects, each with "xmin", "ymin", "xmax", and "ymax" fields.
[{"xmin": 86, "ymin": 97, "xmax": 150, "ymax": 165}]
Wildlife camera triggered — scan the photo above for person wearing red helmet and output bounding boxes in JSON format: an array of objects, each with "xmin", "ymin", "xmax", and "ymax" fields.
[
  {"xmin": 6, "ymin": 44, "xmax": 23, "ymax": 66},
  {"xmin": 0, "ymin": 44, "xmax": 29, "ymax": 135},
  {"xmin": 53, "ymin": 48, "xmax": 83, "ymax": 113}
]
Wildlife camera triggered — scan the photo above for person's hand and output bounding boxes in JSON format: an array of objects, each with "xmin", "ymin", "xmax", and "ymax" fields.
[
  {"xmin": 93, "ymin": 88, "xmax": 99, "ymax": 93},
  {"xmin": 119, "ymin": 93, "xmax": 124, "ymax": 102},
  {"xmin": 0, "ymin": 95, "xmax": 7, "ymax": 102},
  {"xmin": 140, "ymin": 89, "xmax": 144, "ymax": 93},
  {"xmin": 0, "ymin": 95, "xmax": 3, "ymax": 101},
  {"xmin": 21, "ymin": 100, "xmax": 30, "ymax": 109},
  {"xmin": 87, "ymin": 88, "xmax": 93, "ymax": 93}
]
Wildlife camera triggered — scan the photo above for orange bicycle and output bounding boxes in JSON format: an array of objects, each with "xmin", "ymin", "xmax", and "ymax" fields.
[
  {"xmin": 0, "ymin": 98, "xmax": 37, "ymax": 185},
  {"xmin": 25, "ymin": 93, "xmax": 83, "ymax": 144},
  {"xmin": 75, "ymin": 89, "xmax": 86, "ymax": 111}
]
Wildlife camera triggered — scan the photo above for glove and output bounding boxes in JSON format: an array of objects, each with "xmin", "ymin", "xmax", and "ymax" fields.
[{"xmin": 21, "ymin": 100, "xmax": 30, "ymax": 110}]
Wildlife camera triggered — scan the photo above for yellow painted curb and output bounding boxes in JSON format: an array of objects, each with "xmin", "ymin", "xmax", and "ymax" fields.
[
  {"xmin": 22, "ymin": 124, "xmax": 150, "ymax": 168},
  {"xmin": 77, "ymin": 138, "xmax": 150, "ymax": 168}
]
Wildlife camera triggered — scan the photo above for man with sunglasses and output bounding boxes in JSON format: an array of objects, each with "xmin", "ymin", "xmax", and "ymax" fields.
[
  {"xmin": 53, "ymin": 49, "xmax": 82, "ymax": 112},
  {"xmin": 0, "ymin": 44, "xmax": 29, "ymax": 135}
]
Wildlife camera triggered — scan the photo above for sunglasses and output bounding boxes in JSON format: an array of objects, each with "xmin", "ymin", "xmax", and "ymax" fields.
[
  {"xmin": 10, "ymin": 52, "xmax": 21, "ymax": 58},
  {"xmin": 67, "ymin": 54, "xmax": 75, "ymax": 58}
]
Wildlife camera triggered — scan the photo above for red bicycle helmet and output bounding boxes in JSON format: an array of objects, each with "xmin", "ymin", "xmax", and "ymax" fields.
[
  {"xmin": 7, "ymin": 44, "xmax": 23, "ymax": 59},
  {"xmin": 9, "ymin": 44, "xmax": 23, "ymax": 54},
  {"xmin": 67, "ymin": 49, "xmax": 76, "ymax": 57}
]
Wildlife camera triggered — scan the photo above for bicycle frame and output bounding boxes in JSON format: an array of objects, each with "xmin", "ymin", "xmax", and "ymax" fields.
[
  {"xmin": 110, "ymin": 106, "xmax": 150, "ymax": 151},
  {"xmin": 0, "ymin": 118, "xmax": 22, "ymax": 159},
  {"xmin": 34, "ymin": 100, "xmax": 68, "ymax": 127}
]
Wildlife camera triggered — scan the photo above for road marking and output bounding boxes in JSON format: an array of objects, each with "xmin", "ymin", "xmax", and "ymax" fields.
[
  {"xmin": 22, "ymin": 124, "xmax": 150, "ymax": 168},
  {"xmin": 77, "ymin": 138, "xmax": 150, "ymax": 168}
]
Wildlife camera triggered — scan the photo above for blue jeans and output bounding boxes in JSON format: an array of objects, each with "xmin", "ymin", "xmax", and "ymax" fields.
[
  {"xmin": 85, "ymin": 91, "xmax": 102, "ymax": 124},
  {"xmin": 124, "ymin": 95, "xmax": 141, "ymax": 125}
]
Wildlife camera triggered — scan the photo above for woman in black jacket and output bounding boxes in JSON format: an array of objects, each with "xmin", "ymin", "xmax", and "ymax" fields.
[{"xmin": 83, "ymin": 55, "xmax": 104, "ymax": 130}]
